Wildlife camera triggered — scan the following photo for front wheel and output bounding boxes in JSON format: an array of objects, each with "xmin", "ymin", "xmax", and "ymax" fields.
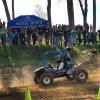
[
  {"xmin": 75, "ymin": 69, "xmax": 88, "ymax": 83},
  {"xmin": 40, "ymin": 74, "xmax": 53, "ymax": 86}
]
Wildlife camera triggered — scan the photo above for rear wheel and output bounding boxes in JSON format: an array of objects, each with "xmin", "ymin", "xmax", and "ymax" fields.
[
  {"xmin": 34, "ymin": 75, "xmax": 40, "ymax": 84},
  {"xmin": 40, "ymin": 74, "xmax": 53, "ymax": 86},
  {"xmin": 75, "ymin": 69, "xmax": 88, "ymax": 83}
]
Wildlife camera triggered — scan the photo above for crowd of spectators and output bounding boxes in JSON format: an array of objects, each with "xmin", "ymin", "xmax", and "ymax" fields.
[{"xmin": 0, "ymin": 19, "xmax": 100, "ymax": 48}]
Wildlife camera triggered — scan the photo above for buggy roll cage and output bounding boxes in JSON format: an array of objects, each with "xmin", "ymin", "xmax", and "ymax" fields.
[{"xmin": 41, "ymin": 48, "xmax": 75, "ymax": 66}]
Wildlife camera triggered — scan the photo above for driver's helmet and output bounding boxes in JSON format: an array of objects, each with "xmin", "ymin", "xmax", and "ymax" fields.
[
  {"xmin": 63, "ymin": 54, "xmax": 71, "ymax": 62},
  {"xmin": 55, "ymin": 54, "xmax": 70, "ymax": 63}
]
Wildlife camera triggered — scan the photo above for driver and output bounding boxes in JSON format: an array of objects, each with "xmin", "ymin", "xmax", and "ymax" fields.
[
  {"xmin": 57, "ymin": 46, "xmax": 71, "ymax": 70},
  {"xmin": 58, "ymin": 62, "xmax": 64, "ymax": 70}
]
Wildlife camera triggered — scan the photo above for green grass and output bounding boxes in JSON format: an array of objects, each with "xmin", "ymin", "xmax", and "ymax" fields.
[
  {"xmin": 73, "ymin": 44, "xmax": 100, "ymax": 54},
  {"xmin": 0, "ymin": 43, "xmax": 100, "ymax": 68},
  {"xmin": 0, "ymin": 45, "xmax": 59, "ymax": 67}
]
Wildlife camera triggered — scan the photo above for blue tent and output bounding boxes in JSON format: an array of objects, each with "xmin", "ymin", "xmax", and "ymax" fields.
[{"xmin": 7, "ymin": 15, "xmax": 49, "ymax": 28}]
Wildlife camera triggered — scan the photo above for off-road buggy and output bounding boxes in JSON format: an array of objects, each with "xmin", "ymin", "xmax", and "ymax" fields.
[{"xmin": 34, "ymin": 48, "xmax": 91, "ymax": 86}]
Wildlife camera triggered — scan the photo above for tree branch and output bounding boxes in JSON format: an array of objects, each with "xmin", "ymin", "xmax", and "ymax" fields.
[{"xmin": 78, "ymin": 0, "xmax": 84, "ymax": 15}]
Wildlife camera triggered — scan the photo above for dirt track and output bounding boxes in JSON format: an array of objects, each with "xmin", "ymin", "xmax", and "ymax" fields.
[
  {"xmin": 31, "ymin": 67, "xmax": 100, "ymax": 100},
  {"xmin": 0, "ymin": 65, "xmax": 99, "ymax": 100}
]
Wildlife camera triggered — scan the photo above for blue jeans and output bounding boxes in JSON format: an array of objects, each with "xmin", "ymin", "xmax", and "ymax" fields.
[{"xmin": 53, "ymin": 36, "xmax": 60, "ymax": 46}]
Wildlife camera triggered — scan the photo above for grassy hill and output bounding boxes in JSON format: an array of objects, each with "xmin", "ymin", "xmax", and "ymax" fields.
[
  {"xmin": 0, "ymin": 45, "xmax": 60, "ymax": 67},
  {"xmin": 0, "ymin": 44, "xmax": 100, "ymax": 68}
]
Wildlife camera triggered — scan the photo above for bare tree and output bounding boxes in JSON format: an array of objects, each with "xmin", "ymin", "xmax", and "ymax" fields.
[
  {"xmin": 93, "ymin": 0, "xmax": 96, "ymax": 31},
  {"xmin": 67, "ymin": 0, "xmax": 75, "ymax": 28},
  {"xmin": 12, "ymin": 0, "xmax": 15, "ymax": 19},
  {"xmin": 78, "ymin": 0, "xmax": 88, "ymax": 29},
  {"xmin": 33, "ymin": 5, "xmax": 47, "ymax": 19},
  {"xmin": 47, "ymin": 0, "xmax": 52, "ymax": 27},
  {"xmin": 2, "ymin": 0, "xmax": 11, "ymax": 20}
]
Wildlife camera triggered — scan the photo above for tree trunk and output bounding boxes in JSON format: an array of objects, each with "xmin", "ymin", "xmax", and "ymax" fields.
[
  {"xmin": 67, "ymin": 0, "xmax": 75, "ymax": 28},
  {"xmin": 78, "ymin": 0, "xmax": 88, "ymax": 29},
  {"xmin": 12, "ymin": 0, "xmax": 15, "ymax": 19},
  {"xmin": 84, "ymin": 0, "xmax": 88, "ymax": 29},
  {"xmin": 83, "ymin": 13, "xmax": 87, "ymax": 29},
  {"xmin": 47, "ymin": 0, "xmax": 52, "ymax": 27},
  {"xmin": 93, "ymin": 0, "xmax": 96, "ymax": 31},
  {"xmin": 2, "ymin": 0, "xmax": 11, "ymax": 20},
  {"xmin": 47, "ymin": 0, "xmax": 53, "ymax": 45}
]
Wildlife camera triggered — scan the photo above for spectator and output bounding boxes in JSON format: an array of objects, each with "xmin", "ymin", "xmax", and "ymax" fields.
[
  {"xmin": 2, "ymin": 21, "xmax": 5, "ymax": 29},
  {"xmin": 4, "ymin": 23, "xmax": 100, "ymax": 47},
  {"xmin": 0, "ymin": 19, "xmax": 2, "ymax": 29},
  {"xmin": 82, "ymin": 29, "xmax": 87, "ymax": 45},
  {"xmin": 63, "ymin": 27, "xmax": 70, "ymax": 47},
  {"xmin": 19, "ymin": 28, "xmax": 26, "ymax": 45},
  {"xmin": 45, "ymin": 27, "xmax": 50, "ymax": 45},
  {"xmin": 26, "ymin": 27, "xmax": 32, "ymax": 45},
  {"xmin": 37, "ymin": 27, "xmax": 44, "ymax": 46},
  {"xmin": 70, "ymin": 28, "xmax": 77, "ymax": 46},
  {"xmin": 97, "ymin": 29, "xmax": 100, "ymax": 44},
  {"xmin": 77, "ymin": 28, "xmax": 82, "ymax": 45},
  {"xmin": 32, "ymin": 28, "xmax": 38, "ymax": 46},
  {"xmin": 91, "ymin": 29, "xmax": 97, "ymax": 44},
  {"xmin": 58, "ymin": 25, "xmax": 63, "ymax": 46},
  {"xmin": 53, "ymin": 28, "xmax": 60, "ymax": 46},
  {"xmin": 8, "ymin": 30, "xmax": 15, "ymax": 46},
  {"xmin": 1, "ymin": 29, "xmax": 6, "ymax": 48},
  {"xmin": 13, "ymin": 29, "xmax": 19, "ymax": 46},
  {"xmin": 87, "ymin": 32, "xmax": 92, "ymax": 44}
]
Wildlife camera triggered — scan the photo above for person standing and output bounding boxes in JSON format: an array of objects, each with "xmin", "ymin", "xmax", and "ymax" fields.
[
  {"xmin": 13, "ymin": 29, "xmax": 19, "ymax": 46},
  {"xmin": 0, "ymin": 19, "xmax": 2, "ymax": 29},
  {"xmin": 77, "ymin": 28, "xmax": 82, "ymax": 45},
  {"xmin": 8, "ymin": 29, "xmax": 15, "ymax": 46},
  {"xmin": 0, "ymin": 28, "xmax": 6, "ymax": 48},
  {"xmin": 32, "ymin": 28, "xmax": 38, "ymax": 46},
  {"xmin": 0, "ymin": 28, "xmax": 7, "ymax": 55},
  {"xmin": 37, "ymin": 27, "xmax": 44, "ymax": 46},
  {"xmin": 26, "ymin": 27, "xmax": 32, "ymax": 45},
  {"xmin": 19, "ymin": 28, "xmax": 26, "ymax": 45},
  {"xmin": 45, "ymin": 27, "xmax": 50, "ymax": 45},
  {"xmin": 70, "ymin": 28, "xmax": 77, "ymax": 46},
  {"xmin": 98, "ymin": 29, "xmax": 100, "ymax": 44},
  {"xmin": 91, "ymin": 29, "xmax": 97, "ymax": 45},
  {"xmin": 58, "ymin": 26, "xmax": 63, "ymax": 46},
  {"xmin": 64, "ymin": 27, "xmax": 70, "ymax": 47},
  {"xmin": 82, "ymin": 29, "xmax": 87, "ymax": 45},
  {"xmin": 87, "ymin": 32, "xmax": 92, "ymax": 44},
  {"xmin": 53, "ymin": 28, "xmax": 60, "ymax": 46}
]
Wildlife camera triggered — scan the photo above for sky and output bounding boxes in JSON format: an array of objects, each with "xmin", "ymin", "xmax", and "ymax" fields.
[{"xmin": 0, "ymin": 0, "xmax": 100, "ymax": 30}]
